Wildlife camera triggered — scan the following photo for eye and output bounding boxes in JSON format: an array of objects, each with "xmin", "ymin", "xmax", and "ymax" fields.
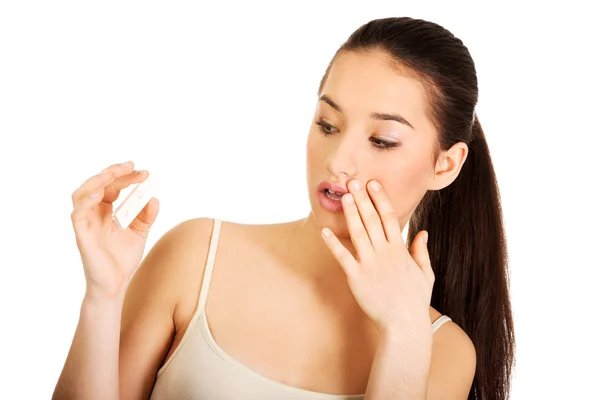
[
  {"xmin": 315, "ymin": 121, "xmax": 337, "ymax": 135},
  {"xmin": 316, "ymin": 120, "xmax": 400, "ymax": 151},
  {"xmin": 370, "ymin": 137, "xmax": 400, "ymax": 150}
]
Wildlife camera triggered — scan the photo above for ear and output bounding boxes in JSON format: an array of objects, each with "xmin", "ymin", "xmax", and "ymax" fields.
[{"xmin": 429, "ymin": 142, "xmax": 469, "ymax": 191}]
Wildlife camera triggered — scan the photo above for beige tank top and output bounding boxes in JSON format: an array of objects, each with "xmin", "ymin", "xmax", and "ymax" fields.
[{"xmin": 149, "ymin": 218, "xmax": 452, "ymax": 399}]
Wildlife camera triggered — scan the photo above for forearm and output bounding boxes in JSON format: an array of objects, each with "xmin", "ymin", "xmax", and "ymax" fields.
[
  {"xmin": 365, "ymin": 320, "xmax": 433, "ymax": 400},
  {"xmin": 52, "ymin": 291, "xmax": 126, "ymax": 400}
]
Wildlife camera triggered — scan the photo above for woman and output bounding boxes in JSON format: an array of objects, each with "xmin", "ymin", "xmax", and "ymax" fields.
[{"xmin": 53, "ymin": 16, "xmax": 515, "ymax": 400}]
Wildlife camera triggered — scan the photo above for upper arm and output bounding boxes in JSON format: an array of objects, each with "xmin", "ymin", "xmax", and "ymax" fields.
[
  {"xmin": 427, "ymin": 322, "xmax": 477, "ymax": 400},
  {"xmin": 118, "ymin": 217, "xmax": 214, "ymax": 400}
]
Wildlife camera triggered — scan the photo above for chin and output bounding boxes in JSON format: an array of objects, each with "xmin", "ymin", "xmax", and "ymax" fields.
[{"xmin": 308, "ymin": 196, "xmax": 351, "ymax": 239}]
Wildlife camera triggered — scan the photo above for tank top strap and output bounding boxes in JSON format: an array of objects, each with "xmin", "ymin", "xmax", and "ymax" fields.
[
  {"xmin": 155, "ymin": 218, "xmax": 223, "ymax": 379},
  {"xmin": 198, "ymin": 218, "xmax": 222, "ymax": 311},
  {"xmin": 432, "ymin": 315, "xmax": 452, "ymax": 333}
]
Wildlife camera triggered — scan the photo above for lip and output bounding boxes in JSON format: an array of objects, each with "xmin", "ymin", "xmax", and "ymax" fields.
[
  {"xmin": 316, "ymin": 181, "xmax": 349, "ymax": 213},
  {"xmin": 317, "ymin": 181, "xmax": 349, "ymax": 196}
]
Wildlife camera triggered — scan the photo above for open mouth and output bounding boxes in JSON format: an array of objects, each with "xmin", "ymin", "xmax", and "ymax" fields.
[
  {"xmin": 316, "ymin": 181, "xmax": 348, "ymax": 213},
  {"xmin": 324, "ymin": 188, "xmax": 344, "ymax": 201}
]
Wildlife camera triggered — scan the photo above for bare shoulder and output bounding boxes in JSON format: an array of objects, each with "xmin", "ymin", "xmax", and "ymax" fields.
[
  {"xmin": 130, "ymin": 216, "xmax": 217, "ymax": 296},
  {"xmin": 118, "ymin": 217, "xmax": 217, "ymax": 399},
  {"xmin": 163, "ymin": 217, "xmax": 287, "ymax": 297},
  {"xmin": 427, "ymin": 307, "xmax": 477, "ymax": 399},
  {"xmin": 153, "ymin": 217, "xmax": 220, "ymax": 324}
]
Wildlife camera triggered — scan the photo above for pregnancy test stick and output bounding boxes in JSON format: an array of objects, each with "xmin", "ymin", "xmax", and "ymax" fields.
[{"xmin": 112, "ymin": 173, "xmax": 155, "ymax": 229}]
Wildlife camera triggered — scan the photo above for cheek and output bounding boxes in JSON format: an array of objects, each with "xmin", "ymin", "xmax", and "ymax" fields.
[
  {"xmin": 306, "ymin": 131, "xmax": 317, "ymax": 154},
  {"xmin": 376, "ymin": 158, "xmax": 431, "ymax": 215},
  {"xmin": 306, "ymin": 130, "xmax": 326, "ymax": 162},
  {"xmin": 402, "ymin": 161, "xmax": 431, "ymax": 191}
]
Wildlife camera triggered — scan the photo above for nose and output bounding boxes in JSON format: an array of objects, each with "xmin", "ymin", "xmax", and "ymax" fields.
[{"xmin": 324, "ymin": 134, "xmax": 358, "ymax": 179}]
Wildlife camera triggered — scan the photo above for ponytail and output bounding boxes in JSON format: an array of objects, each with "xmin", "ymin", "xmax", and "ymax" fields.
[{"xmin": 408, "ymin": 114, "xmax": 515, "ymax": 399}]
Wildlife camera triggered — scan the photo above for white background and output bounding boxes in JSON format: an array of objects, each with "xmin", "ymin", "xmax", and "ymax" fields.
[{"xmin": 1, "ymin": 1, "xmax": 599, "ymax": 398}]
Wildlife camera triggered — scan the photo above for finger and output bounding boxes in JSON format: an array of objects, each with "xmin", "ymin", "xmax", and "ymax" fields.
[
  {"xmin": 366, "ymin": 180, "xmax": 403, "ymax": 243},
  {"xmin": 348, "ymin": 179, "xmax": 387, "ymax": 247},
  {"xmin": 70, "ymin": 187, "xmax": 107, "ymax": 227},
  {"xmin": 341, "ymin": 192, "xmax": 374, "ymax": 259},
  {"xmin": 128, "ymin": 197, "xmax": 160, "ymax": 238},
  {"xmin": 321, "ymin": 227, "xmax": 359, "ymax": 278},
  {"xmin": 103, "ymin": 169, "xmax": 149, "ymax": 204},
  {"xmin": 71, "ymin": 170, "xmax": 115, "ymax": 207},
  {"xmin": 409, "ymin": 231, "xmax": 435, "ymax": 283},
  {"xmin": 71, "ymin": 161, "xmax": 133, "ymax": 206}
]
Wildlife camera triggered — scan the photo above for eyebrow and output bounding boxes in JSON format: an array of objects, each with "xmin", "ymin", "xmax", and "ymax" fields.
[{"xmin": 319, "ymin": 94, "xmax": 415, "ymax": 130}]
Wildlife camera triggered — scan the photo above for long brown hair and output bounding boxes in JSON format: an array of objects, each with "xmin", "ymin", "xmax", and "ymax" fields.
[{"xmin": 318, "ymin": 17, "xmax": 515, "ymax": 400}]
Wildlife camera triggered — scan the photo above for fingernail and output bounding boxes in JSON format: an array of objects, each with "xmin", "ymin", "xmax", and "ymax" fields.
[
  {"xmin": 343, "ymin": 193, "xmax": 354, "ymax": 204},
  {"xmin": 121, "ymin": 161, "xmax": 131, "ymax": 167},
  {"xmin": 369, "ymin": 180, "xmax": 381, "ymax": 191},
  {"xmin": 352, "ymin": 180, "xmax": 362, "ymax": 191},
  {"xmin": 322, "ymin": 227, "xmax": 332, "ymax": 238},
  {"xmin": 423, "ymin": 232, "xmax": 428, "ymax": 244}
]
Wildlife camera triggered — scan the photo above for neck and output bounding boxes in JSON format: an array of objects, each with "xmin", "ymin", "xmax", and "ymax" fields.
[
  {"xmin": 286, "ymin": 212, "xmax": 358, "ymax": 282},
  {"xmin": 286, "ymin": 210, "xmax": 411, "ymax": 279},
  {"xmin": 279, "ymin": 212, "xmax": 361, "ymax": 312}
]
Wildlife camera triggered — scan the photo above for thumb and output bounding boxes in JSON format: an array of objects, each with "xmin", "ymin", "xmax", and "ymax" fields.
[
  {"xmin": 129, "ymin": 197, "xmax": 160, "ymax": 238},
  {"xmin": 409, "ymin": 230, "xmax": 435, "ymax": 283}
]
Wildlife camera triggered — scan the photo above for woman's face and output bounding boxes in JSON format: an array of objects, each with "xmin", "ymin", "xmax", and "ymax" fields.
[{"xmin": 306, "ymin": 50, "xmax": 444, "ymax": 238}]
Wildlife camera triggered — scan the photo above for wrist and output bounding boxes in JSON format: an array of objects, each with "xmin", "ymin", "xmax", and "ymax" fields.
[
  {"xmin": 84, "ymin": 279, "xmax": 129, "ymax": 301},
  {"xmin": 83, "ymin": 288, "xmax": 126, "ymax": 309},
  {"xmin": 379, "ymin": 316, "xmax": 433, "ymax": 345},
  {"xmin": 381, "ymin": 311, "xmax": 432, "ymax": 332}
]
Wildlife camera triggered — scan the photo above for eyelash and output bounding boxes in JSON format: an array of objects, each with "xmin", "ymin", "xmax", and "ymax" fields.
[{"xmin": 315, "ymin": 121, "xmax": 400, "ymax": 151}]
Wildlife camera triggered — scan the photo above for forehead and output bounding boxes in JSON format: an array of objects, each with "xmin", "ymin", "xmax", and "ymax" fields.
[{"xmin": 321, "ymin": 50, "xmax": 432, "ymax": 131}]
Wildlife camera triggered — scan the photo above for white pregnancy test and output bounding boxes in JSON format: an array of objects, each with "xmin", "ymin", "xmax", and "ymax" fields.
[{"xmin": 112, "ymin": 173, "xmax": 155, "ymax": 229}]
